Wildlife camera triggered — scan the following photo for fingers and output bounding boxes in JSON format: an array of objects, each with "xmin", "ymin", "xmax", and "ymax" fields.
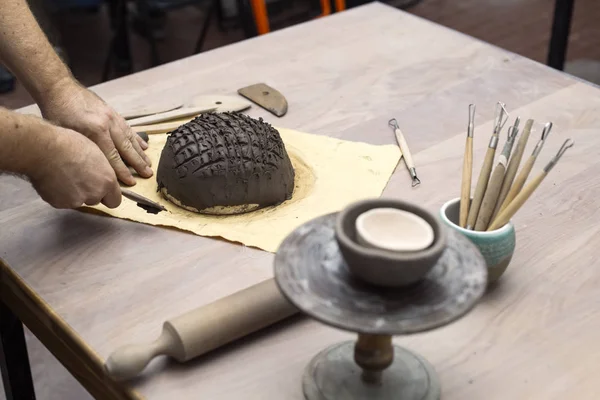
[
  {"xmin": 136, "ymin": 134, "xmax": 149, "ymax": 150},
  {"xmin": 102, "ymin": 179, "xmax": 122, "ymax": 209},
  {"xmin": 111, "ymin": 119, "xmax": 153, "ymax": 178},
  {"xmin": 96, "ymin": 136, "xmax": 137, "ymax": 186},
  {"xmin": 129, "ymin": 130, "xmax": 152, "ymax": 167}
]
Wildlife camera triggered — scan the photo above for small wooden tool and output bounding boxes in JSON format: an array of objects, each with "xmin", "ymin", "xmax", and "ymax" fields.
[
  {"xmin": 491, "ymin": 118, "xmax": 533, "ymax": 221},
  {"xmin": 126, "ymin": 105, "xmax": 218, "ymax": 127},
  {"xmin": 118, "ymin": 102, "xmax": 184, "ymax": 120},
  {"xmin": 474, "ymin": 116, "xmax": 519, "ymax": 231},
  {"xmin": 495, "ymin": 122, "xmax": 552, "ymax": 216},
  {"xmin": 389, "ymin": 118, "xmax": 420, "ymax": 187},
  {"xmin": 488, "ymin": 138, "xmax": 574, "ymax": 231},
  {"xmin": 104, "ymin": 278, "xmax": 298, "ymax": 381},
  {"xmin": 466, "ymin": 102, "xmax": 508, "ymax": 229},
  {"xmin": 185, "ymin": 94, "xmax": 252, "ymax": 112},
  {"xmin": 238, "ymin": 83, "xmax": 288, "ymax": 117},
  {"xmin": 459, "ymin": 104, "xmax": 475, "ymax": 227}
]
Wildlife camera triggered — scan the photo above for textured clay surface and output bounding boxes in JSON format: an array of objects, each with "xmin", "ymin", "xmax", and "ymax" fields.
[{"xmin": 156, "ymin": 112, "xmax": 295, "ymax": 214}]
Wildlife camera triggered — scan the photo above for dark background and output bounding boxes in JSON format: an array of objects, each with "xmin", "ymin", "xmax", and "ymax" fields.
[{"xmin": 1, "ymin": 0, "xmax": 597, "ymax": 110}]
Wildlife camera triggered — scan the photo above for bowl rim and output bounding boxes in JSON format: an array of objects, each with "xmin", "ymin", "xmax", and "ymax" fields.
[
  {"xmin": 335, "ymin": 198, "xmax": 447, "ymax": 262},
  {"xmin": 439, "ymin": 197, "xmax": 514, "ymax": 237}
]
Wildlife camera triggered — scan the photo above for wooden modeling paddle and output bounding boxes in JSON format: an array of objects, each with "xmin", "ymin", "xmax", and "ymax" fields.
[
  {"xmin": 474, "ymin": 117, "xmax": 520, "ymax": 231},
  {"xmin": 491, "ymin": 118, "xmax": 533, "ymax": 221},
  {"xmin": 488, "ymin": 138, "xmax": 573, "ymax": 231},
  {"xmin": 495, "ymin": 122, "xmax": 552, "ymax": 216},
  {"xmin": 104, "ymin": 279, "xmax": 298, "ymax": 381},
  {"xmin": 466, "ymin": 102, "xmax": 508, "ymax": 229},
  {"xmin": 459, "ymin": 104, "xmax": 475, "ymax": 227}
]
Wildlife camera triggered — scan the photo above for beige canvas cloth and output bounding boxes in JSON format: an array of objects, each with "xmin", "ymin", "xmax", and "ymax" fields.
[{"xmin": 84, "ymin": 128, "xmax": 401, "ymax": 253}]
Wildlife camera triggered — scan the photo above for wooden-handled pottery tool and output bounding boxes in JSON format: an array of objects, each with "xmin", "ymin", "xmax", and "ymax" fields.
[
  {"xmin": 184, "ymin": 94, "xmax": 252, "ymax": 113},
  {"xmin": 238, "ymin": 83, "xmax": 288, "ymax": 117},
  {"xmin": 129, "ymin": 95, "xmax": 253, "ymax": 135},
  {"xmin": 491, "ymin": 118, "xmax": 534, "ymax": 221},
  {"xmin": 466, "ymin": 102, "xmax": 509, "ymax": 229},
  {"xmin": 118, "ymin": 95, "xmax": 251, "ymax": 121},
  {"xmin": 495, "ymin": 122, "xmax": 552, "ymax": 216},
  {"xmin": 474, "ymin": 116, "xmax": 520, "ymax": 231},
  {"xmin": 388, "ymin": 118, "xmax": 420, "ymax": 187},
  {"xmin": 459, "ymin": 104, "xmax": 476, "ymax": 227},
  {"xmin": 104, "ymin": 278, "xmax": 298, "ymax": 381},
  {"xmin": 118, "ymin": 102, "xmax": 183, "ymax": 120},
  {"xmin": 126, "ymin": 105, "xmax": 219, "ymax": 127},
  {"xmin": 274, "ymin": 203, "xmax": 487, "ymax": 400},
  {"xmin": 488, "ymin": 138, "xmax": 573, "ymax": 231},
  {"xmin": 120, "ymin": 188, "xmax": 167, "ymax": 214}
]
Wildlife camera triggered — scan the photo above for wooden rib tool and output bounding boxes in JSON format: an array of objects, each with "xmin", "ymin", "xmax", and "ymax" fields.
[
  {"xmin": 459, "ymin": 104, "xmax": 476, "ymax": 227},
  {"xmin": 495, "ymin": 122, "xmax": 552, "ymax": 216},
  {"xmin": 104, "ymin": 279, "xmax": 298, "ymax": 381},
  {"xmin": 466, "ymin": 102, "xmax": 509, "ymax": 229},
  {"xmin": 491, "ymin": 118, "xmax": 534, "ymax": 221},
  {"xmin": 474, "ymin": 116, "xmax": 520, "ymax": 231},
  {"xmin": 488, "ymin": 138, "xmax": 574, "ymax": 231}
]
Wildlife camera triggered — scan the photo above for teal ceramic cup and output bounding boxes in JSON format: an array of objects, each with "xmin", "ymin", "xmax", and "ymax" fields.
[{"xmin": 439, "ymin": 197, "xmax": 516, "ymax": 284}]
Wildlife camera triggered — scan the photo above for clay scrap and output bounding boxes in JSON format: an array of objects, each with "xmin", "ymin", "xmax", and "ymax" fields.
[{"xmin": 156, "ymin": 112, "xmax": 295, "ymax": 215}]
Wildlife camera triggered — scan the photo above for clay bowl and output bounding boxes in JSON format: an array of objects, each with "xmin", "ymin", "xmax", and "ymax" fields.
[{"xmin": 335, "ymin": 198, "xmax": 447, "ymax": 287}]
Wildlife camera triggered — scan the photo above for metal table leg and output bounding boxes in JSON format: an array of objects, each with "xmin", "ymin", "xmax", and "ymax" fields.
[
  {"xmin": 547, "ymin": 0, "xmax": 575, "ymax": 71},
  {"xmin": 0, "ymin": 300, "xmax": 36, "ymax": 400}
]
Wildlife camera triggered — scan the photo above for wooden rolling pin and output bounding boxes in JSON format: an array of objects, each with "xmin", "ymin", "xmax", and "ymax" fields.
[
  {"xmin": 104, "ymin": 278, "xmax": 298, "ymax": 381},
  {"xmin": 474, "ymin": 116, "xmax": 519, "ymax": 231}
]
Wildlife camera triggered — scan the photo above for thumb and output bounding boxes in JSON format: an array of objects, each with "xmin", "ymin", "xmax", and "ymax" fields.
[{"xmin": 102, "ymin": 177, "xmax": 123, "ymax": 209}]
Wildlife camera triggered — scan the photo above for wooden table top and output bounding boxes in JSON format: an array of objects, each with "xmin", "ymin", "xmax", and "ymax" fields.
[{"xmin": 3, "ymin": 2, "xmax": 600, "ymax": 399}]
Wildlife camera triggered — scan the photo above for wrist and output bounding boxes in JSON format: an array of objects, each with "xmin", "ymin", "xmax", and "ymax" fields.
[
  {"xmin": 30, "ymin": 72, "xmax": 76, "ymax": 109},
  {"xmin": 2, "ymin": 112, "xmax": 62, "ymax": 179}
]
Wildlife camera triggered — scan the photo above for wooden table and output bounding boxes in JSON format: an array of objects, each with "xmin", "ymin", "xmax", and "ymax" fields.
[{"xmin": 2, "ymin": 2, "xmax": 600, "ymax": 399}]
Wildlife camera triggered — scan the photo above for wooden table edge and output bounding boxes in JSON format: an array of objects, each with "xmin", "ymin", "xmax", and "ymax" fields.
[{"xmin": 0, "ymin": 258, "xmax": 142, "ymax": 400}]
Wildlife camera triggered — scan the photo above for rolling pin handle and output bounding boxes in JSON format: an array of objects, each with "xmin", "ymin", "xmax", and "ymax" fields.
[{"xmin": 104, "ymin": 326, "xmax": 175, "ymax": 381}]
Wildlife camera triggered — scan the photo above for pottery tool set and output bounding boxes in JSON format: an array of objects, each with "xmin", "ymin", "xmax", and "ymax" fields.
[{"xmin": 458, "ymin": 102, "xmax": 574, "ymax": 231}]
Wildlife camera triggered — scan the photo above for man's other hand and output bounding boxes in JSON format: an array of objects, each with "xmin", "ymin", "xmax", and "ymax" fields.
[
  {"xmin": 29, "ymin": 126, "xmax": 123, "ymax": 209},
  {"xmin": 38, "ymin": 78, "xmax": 152, "ymax": 186}
]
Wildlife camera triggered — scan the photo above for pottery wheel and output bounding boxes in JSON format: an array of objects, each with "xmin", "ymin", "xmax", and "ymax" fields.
[
  {"xmin": 274, "ymin": 213, "xmax": 487, "ymax": 335},
  {"xmin": 303, "ymin": 341, "xmax": 440, "ymax": 400}
]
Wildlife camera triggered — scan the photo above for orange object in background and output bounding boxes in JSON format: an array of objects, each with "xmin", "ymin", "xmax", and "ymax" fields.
[
  {"xmin": 250, "ymin": 0, "xmax": 270, "ymax": 35},
  {"xmin": 251, "ymin": 0, "xmax": 346, "ymax": 34},
  {"xmin": 320, "ymin": 0, "xmax": 331, "ymax": 15},
  {"xmin": 334, "ymin": 0, "xmax": 346, "ymax": 12}
]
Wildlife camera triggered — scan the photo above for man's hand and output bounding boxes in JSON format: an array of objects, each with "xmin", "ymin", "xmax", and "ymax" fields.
[
  {"xmin": 38, "ymin": 78, "xmax": 153, "ymax": 187},
  {"xmin": 28, "ymin": 126, "xmax": 123, "ymax": 209}
]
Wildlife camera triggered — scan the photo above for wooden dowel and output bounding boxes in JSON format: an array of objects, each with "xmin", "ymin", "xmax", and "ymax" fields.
[
  {"xmin": 127, "ymin": 106, "xmax": 217, "ymax": 126},
  {"xmin": 466, "ymin": 146, "xmax": 495, "ymax": 229},
  {"xmin": 488, "ymin": 172, "xmax": 544, "ymax": 231},
  {"xmin": 495, "ymin": 122, "xmax": 552, "ymax": 216},
  {"xmin": 496, "ymin": 154, "xmax": 535, "ymax": 216},
  {"xmin": 492, "ymin": 119, "xmax": 533, "ymax": 220},
  {"xmin": 474, "ymin": 163, "xmax": 506, "ymax": 231},
  {"xmin": 459, "ymin": 136, "xmax": 473, "ymax": 227},
  {"xmin": 489, "ymin": 138, "xmax": 573, "ymax": 231}
]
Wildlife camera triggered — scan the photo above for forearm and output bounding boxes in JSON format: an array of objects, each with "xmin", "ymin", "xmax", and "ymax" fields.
[
  {"xmin": 0, "ymin": 107, "xmax": 55, "ymax": 177},
  {"xmin": 0, "ymin": 0, "xmax": 73, "ymax": 104}
]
